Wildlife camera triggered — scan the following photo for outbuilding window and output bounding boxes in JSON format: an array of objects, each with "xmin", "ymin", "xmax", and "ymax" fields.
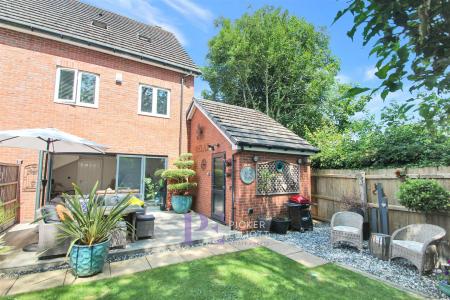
[
  {"xmin": 138, "ymin": 84, "xmax": 170, "ymax": 118},
  {"xmin": 256, "ymin": 160, "xmax": 300, "ymax": 195},
  {"xmin": 54, "ymin": 67, "xmax": 99, "ymax": 108}
]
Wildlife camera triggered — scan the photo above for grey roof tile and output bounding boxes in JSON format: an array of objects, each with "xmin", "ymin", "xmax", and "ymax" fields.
[
  {"xmin": 193, "ymin": 99, "xmax": 319, "ymax": 153},
  {"xmin": 0, "ymin": 0, "xmax": 200, "ymax": 74}
]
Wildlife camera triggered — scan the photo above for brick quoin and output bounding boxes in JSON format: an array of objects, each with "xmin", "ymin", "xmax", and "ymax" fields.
[
  {"xmin": 188, "ymin": 106, "xmax": 312, "ymax": 232},
  {"xmin": 0, "ymin": 28, "xmax": 194, "ymax": 222}
]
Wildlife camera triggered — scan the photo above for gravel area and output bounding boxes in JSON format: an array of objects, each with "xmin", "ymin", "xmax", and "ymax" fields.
[{"xmin": 269, "ymin": 223, "xmax": 448, "ymax": 299}]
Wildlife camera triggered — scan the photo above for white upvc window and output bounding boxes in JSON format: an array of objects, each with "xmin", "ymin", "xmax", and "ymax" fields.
[
  {"xmin": 138, "ymin": 84, "xmax": 170, "ymax": 118},
  {"xmin": 54, "ymin": 67, "xmax": 100, "ymax": 108}
]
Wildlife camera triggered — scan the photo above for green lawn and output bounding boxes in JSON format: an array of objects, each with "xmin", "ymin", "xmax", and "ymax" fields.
[{"xmin": 4, "ymin": 247, "xmax": 416, "ymax": 300}]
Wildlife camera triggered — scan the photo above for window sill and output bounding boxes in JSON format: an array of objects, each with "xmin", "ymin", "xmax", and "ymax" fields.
[
  {"xmin": 54, "ymin": 100, "xmax": 99, "ymax": 109},
  {"xmin": 138, "ymin": 112, "xmax": 170, "ymax": 119}
]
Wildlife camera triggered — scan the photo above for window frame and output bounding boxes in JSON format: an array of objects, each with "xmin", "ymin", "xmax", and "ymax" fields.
[
  {"xmin": 138, "ymin": 84, "xmax": 170, "ymax": 118},
  {"xmin": 54, "ymin": 67, "xmax": 100, "ymax": 108}
]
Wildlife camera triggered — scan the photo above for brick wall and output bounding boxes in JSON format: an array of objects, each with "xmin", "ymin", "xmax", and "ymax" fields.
[
  {"xmin": 0, "ymin": 28, "xmax": 194, "ymax": 222},
  {"xmin": 188, "ymin": 106, "xmax": 312, "ymax": 231},
  {"xmin": 234, "ymin": 151, "xmax": 311, "ymax": 231},
  {"xmin": 188, "ymin": 108, "xmax": 234, "ymax": 224}
]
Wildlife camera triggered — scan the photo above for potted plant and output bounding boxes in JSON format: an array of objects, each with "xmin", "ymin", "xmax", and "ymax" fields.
[
  {"xmin": 341, "ymin": 194, "xmax": 370, "ymax": 240},
  {"xmin": 161, "ymin": 153, "xmax": 197, "ymax": 214},
  {"xmin": 154, "ymin": 169, "xmax": 167, "ymax": 211},
  {"xmin": 256, "ymin": 168, "xmax": 275, "ymax": 231},
  {"xmin": 435, "ymin": 262, "xmax": 450, "ymax": 296},
  {"xmin": 59, "ymin": 182, "xmax": 131, "ymax": 277},
  {"xmin": 271, "ymin": 216, "xmax": 291, "ymax": 234}
]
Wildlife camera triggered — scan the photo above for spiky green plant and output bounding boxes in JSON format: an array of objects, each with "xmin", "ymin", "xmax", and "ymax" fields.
[
  {"xmin": 161, "ymin": 153, "xmax": 197, "ymax": 195},
  {"xmin": 58, "ymin": 182, "xmax": 131, "ymax": 254}
]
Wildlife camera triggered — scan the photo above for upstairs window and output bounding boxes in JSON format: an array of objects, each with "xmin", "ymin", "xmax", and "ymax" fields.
[
  {"xmin": 138, "ymin": 84, "xmax": 170, "ymax": 118},
  {"xmin": 54, "ymin": 67, "xmax": 99, "ymax": 108}
]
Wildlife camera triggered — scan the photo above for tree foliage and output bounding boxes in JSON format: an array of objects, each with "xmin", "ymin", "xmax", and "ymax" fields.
[
  {"xmin": 202, "ymin": 6, "xmax": 339, "ymax": 136},
  {"xmin": 335, "ymin": 0, "xmax": 450, "ymax": 99}
]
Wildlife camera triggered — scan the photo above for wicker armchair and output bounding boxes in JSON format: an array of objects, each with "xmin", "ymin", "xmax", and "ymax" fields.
[
  {"xmin": 331, "ymin": 211, "xmax": 364, "ymax": 251},
  {"xmin": 390, "ymin": 224, "xmax": 446, "ymax": 274}
]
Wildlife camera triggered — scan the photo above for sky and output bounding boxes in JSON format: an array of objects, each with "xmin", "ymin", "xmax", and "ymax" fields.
[{"xmin": 82, "ymin": 0, "xmax": 414, "ymax": 117}]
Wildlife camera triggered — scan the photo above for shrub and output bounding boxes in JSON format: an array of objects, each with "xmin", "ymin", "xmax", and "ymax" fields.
[
  {"xmin": 161, "ymin": 153, "xmax": 197, "ymax": 194},
  {"xmin": 398, "ymin": 179, "xmax": 450, "ymax": 213}
]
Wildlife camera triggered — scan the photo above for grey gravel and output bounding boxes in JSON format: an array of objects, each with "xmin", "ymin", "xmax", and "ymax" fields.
[{"xmin": 269, "ymin": 222, "xmax": 448, "ymax": 299}]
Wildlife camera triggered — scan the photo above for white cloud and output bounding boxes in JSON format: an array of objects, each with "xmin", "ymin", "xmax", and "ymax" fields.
[
  {"xmin": 84, "ymin": 0, "xmax": 187, "ymax": 45},
  {"xmin": 364, "ymin": 66, "xmax": 377, "ymax": 81},
  {"xmin": 161, "ymin": 0, "xmax": 213, "ymax": 25},
  {"xmin": 336, "ymin": 73, "xmax": 352, "ymax": 84}
]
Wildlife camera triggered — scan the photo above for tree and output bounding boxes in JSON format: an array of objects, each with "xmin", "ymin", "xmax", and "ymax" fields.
[
  {"xmin": 202, "ymin": 6, "xmax": 339, "ymax": 136},
  {"xmin": 335, "ymin": 0, "xmax": 450, "ymax": 100}
]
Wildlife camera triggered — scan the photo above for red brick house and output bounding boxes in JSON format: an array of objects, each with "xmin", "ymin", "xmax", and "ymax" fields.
[
  {"xmin": 0, "ymin": 0, "xmax": 200, "ymax": 222},
  {"xmin": 187, "ymin": 99, "xmax": 318, "ymax": 231}
]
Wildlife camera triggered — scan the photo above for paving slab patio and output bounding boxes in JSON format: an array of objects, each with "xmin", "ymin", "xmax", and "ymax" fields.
[
  {"xmin": 110, "ymin": 257, "xmax": 151, "ymax": 277},
  {"xmin": 178, "ymin": 246, "xmax": 215, "ymax": 261},
  {"xmin": 64, "ymin": 263, "xmax": 111, "ymax": 285},
  {"xmin": 286, "ymin": 251, "xmax": 328, "ymax": 268},
  {"xmin": 7, "ymin": 269, "xmax": 66, "ymax": 295},
  {"xmin": 264, "ymin": 241, "xmax": 303, "ymax": 256},
  {"xmin": 0, "ymin": 276, "xmax": 16, "ymax": 296},
  {"xmin": 205, "ymin": 243, "xmax": 237, "ymax": 255},
  {"xmin": 146, "ymin": 251, "xmax": 186, "ymax": 269}
]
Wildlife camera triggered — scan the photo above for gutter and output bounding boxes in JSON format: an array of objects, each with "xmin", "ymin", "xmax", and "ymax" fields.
[{"xmin": 0, "ymin": 18, "xmax": 202, "ymax": 76}]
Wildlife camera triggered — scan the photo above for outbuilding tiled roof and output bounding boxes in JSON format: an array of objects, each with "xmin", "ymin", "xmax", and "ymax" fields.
[
  {"xmin": 0, "ymin": 0, "xmax": 200, "ymax": 74},
  {"xmin": 190, "ymin": 99, "xmax": 319, "ymax": 153}
]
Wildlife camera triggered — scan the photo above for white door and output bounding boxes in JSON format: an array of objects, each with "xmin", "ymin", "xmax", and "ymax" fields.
[{"xmin": 77, "ymin": 158, "xmax": 102, "ymax": 194}]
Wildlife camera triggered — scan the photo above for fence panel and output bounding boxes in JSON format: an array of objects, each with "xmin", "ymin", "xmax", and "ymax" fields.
[
  {"xmin": 311, "ymin": 166, "xmax": 450, "ymax": 240},
  {"xmin": 0, "ymin": 163, "xmax": 20, "ymax": 232}
]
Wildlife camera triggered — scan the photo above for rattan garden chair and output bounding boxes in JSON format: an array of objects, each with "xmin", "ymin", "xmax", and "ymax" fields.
[
  {"xmin": 330, "ymin": 211, "xmax": 364, "ymax": 251},
  {"xmin": 390, "ymin": 224, "xmax": 446, "ymax": 274}
]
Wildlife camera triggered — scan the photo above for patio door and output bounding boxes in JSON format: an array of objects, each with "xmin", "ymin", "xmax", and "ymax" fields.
[
  {"xmin": 77, "ymin": 158, "xmax": 102, "ymax": 194},
  {"xmin": 116, "ymin": 155, "xmax": 167, "ymax": 200},
  {"xmin": 212, "ymin": 153, "xmax": 225, "ymax": 222}
]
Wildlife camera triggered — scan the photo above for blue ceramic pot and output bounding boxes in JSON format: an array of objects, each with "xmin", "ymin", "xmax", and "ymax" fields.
[
  {"xmin": 171, "ymin": 195, "xmax": 192, "ymax": 214},
  {"xmin": 69, "ymin": 239, "xmax": 110, "ymax": 277},
  {"xmin": 439, "ymin": 281, "xmax": 450, "ymax": 296}
]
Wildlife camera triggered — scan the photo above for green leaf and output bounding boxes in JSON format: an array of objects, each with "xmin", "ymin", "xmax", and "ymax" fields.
[{"xmin": 342, "ymin": 87, "xmax": 370, "ymax": 98}]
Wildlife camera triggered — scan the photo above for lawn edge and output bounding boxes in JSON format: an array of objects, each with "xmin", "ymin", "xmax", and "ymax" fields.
[{"xmin": 335, "ymin": 262, "xmax": 428, "ymax": 299}]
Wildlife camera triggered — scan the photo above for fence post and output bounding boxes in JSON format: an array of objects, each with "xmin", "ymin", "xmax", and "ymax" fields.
[{"xmin": 357, "ymin": 172, "xmax": 367, "ymax": 220}]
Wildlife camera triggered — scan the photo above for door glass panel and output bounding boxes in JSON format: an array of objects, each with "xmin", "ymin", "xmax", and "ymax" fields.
[
  {"xmin": 213, "ymin": 157, "xmax": 224, "ymax": 188},
  {"xmin": 117, "ymin": 156, "xmax": 142, "ymax": 193},
  {"xmin": 212, "ymin": 156, "xmax": 225, "ymax": 221},
  {"xmin": 144, "ymin": 158, "xmax": 166, "ymax": 206}
]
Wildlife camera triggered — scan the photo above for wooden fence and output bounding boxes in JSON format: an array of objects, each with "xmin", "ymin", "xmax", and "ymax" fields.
[
  {"xmin": 0, "ymin": 163, "xmax": 20, "ymax": 232},
  {"xmin": 310, "ymin": 166, "xmax": 450, "ymax": 239}
]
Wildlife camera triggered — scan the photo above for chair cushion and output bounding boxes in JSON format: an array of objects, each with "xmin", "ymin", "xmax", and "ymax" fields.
[
  {"xmin": 41, "ymin": 205, "xmax": 60, "ymax": 223},
  {"xmin": 392, "ymin": 240, "xmax": 423, "ymax": 252},
  {"xmin": 333, "ymin": 225, "xmax": 360, "ymax": 234}
]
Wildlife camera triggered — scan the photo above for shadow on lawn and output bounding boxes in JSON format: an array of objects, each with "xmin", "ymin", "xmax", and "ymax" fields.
[{"xmin": 6, "ymin": 247, "xmax": 415, "ymax": 300}]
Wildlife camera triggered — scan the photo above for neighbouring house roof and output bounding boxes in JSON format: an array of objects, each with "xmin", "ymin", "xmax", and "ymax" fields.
[
  {"xmin": 187, "ymin": 98, "xmax": 319, "ymax": 155},
  {"xmin": 0, "ymin": 0, "xmax": 201, "ymax": 75}
]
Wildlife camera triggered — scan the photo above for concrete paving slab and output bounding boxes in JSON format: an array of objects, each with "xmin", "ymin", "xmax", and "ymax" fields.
[
  {"xmin": 286, "ymin": 251, "xmax": 328, "ymax": 268},
  {"xmin": 178, "ymin": 247, "xmax": 214, "ymax": 262},
  {"xmin": 146, "ymin": 251, "xmax": 185, "ymax": 268},
  {"xmin": 7, "ymin": 269, "xmax": 66, "ymax": 295},
  {"xmin": 228, "ymin": 239, "xmax": 259, "ymax": 251},
  {"xmin": 110, "ymin": 257, "xmax": 151, "ymax": 277},
  {"xmin": 64, "ymin": 263, "xmax": 111, "ymax": 285},
  {"xmin": 0, "ymin": 276, "xmax": 16, "ymax": 296},
  {"xmin": 265, "ymin": 243, "xmax": 302, "ymax": 256},
  {"xmin": 205, "ymin": 243, "xmax": 237, "ymax": 255}
]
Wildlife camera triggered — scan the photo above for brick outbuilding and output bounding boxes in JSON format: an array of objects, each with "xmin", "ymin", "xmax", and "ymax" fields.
[{"xmin": 187, "ymin": 99, "xmax": 319, "ymax": 231}]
